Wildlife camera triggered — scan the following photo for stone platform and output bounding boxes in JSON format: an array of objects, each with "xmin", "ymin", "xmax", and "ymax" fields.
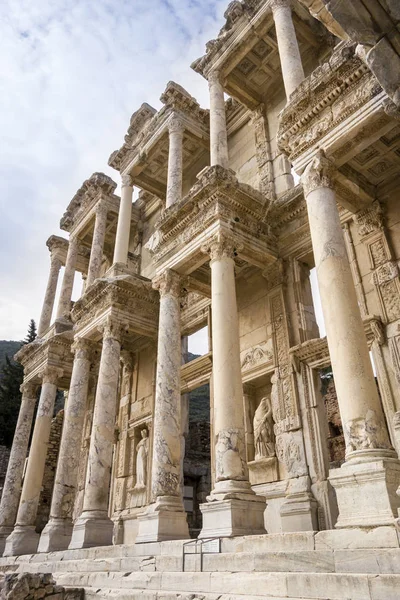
[{"xmin": 0, "ymin": 530, "xmax": 399, "ymax": 599}]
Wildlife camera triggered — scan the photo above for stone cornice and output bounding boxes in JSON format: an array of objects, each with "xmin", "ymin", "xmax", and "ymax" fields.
[
  {"xmin": 60, "ymin": 172, "xmax": 117, "ymax": 232},
  {"xmin": 160, "ymin": 81, "xmax": 209, "ymax": 126}
]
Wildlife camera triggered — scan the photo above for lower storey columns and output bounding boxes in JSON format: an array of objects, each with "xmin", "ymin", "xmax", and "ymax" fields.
[
  {"xmin": 38, "ymin": 339, "xmax": 93, "ymax": 552},
  {"xmin": 198, "ymin": 234, "xmax": 266, "ymax": 538},
  {"xmin": 136, "ymin": 270, "xmax": 189, "ymax": 543},
  {"xmin": 302, "ymin": 151, "xmax": 400, "ymax": 528},
  {"xmin": 69, "ymin": 319, "xmax": 123, "ymax": 549},
  {"xmin": 0, "ymin": 382, "xmax": 37, "ymax": 554},
  {"xmin": 4, "ymin": 368, "xmax": 62, "ymax": 556}
]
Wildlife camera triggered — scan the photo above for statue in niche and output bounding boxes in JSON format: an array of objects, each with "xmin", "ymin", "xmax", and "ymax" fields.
[
  {"xmin": 253, "ymin": 397, "xmax": 275, "ymax": 460},
  {"xmin": 134, "ymin": 429, "xmax": 149, "ymax": 489}
]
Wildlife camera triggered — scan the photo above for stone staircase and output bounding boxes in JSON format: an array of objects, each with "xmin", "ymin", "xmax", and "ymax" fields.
[{"xmin": 0, "ymin": 530, "xmax": 399, "ymax": 600}]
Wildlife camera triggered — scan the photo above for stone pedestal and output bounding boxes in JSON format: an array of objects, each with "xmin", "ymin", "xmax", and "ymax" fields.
[
  {"xmin": 69, "ymin": 320, "xmax": 122, "ymax": 549},
  {"xmin": 86, "ymin": 204, "xmax": 108, "ymax": 288},
  {"xmin": 113, "ymin": 175, "xmax": 133, "ymax": 265},
  {"xmin": 280, "ymin": 476, "xmax": 318, "ymax": 532},
  {"xmin": 0, "ymin": 382, "xmax": 37, "ymax": 554},
  {"xmin": 301, "ymin": 151, "xmax": 400, "ymax": 529},
  {"xmin": 166, "ymin": 117, "xmax": 184, "ymax": 208},
  {"xmin": 38, "ymin": 339, "xmax": 92, "ymax": 553},
  {"xmin": 271, "ymin": 0, "xmax": 305, "ymax": 99},
  {"xmin": 38, "ymin": 256, "xmax": 62, "ymax": 337},
  {"xmin": 136, "ymin": 270, "xmax": 189, "ymax": 543},
  {"xmin": 4, "ymin": 368, "xmax": 61, "ymax": 556},
  {"xmin": 56, "ymin": 236, "xmax": 78, "ymax": 320},
  {"xmin": 208, "ymin": 71, "xmax": 229, "ymax": 168},
  {"xmin": 199, "ymin": 235, "xmax": 266, "ymax": 538}
]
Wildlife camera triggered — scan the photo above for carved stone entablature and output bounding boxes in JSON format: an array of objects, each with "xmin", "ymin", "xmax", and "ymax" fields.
[
  {"xmin": 60, "ymin": 172, "xmax": 118, "ymax": 232},
  {"xmin": 277, "ymin": 42, "xmax": 386, "ymax": 170},
  {"xmin": 152, "ymin": 165, "xmax": 277, "ymax": 273},
  {"xmin": 353, "ymin": 201, "xmax": 384, "ymax": 239},
  {"xmin": 14, "ymin": 332, "xmax": 74, "ymax": 389},
  {"xmin": 160, "ymin": 81, "xmax": 209, "ymax": 127},
  {"xmin": 181, "ymin": 292, "xmax": 211, "ymax": 337},
  {"xmin": 71, "ymin": 274, "xmax": 159, "ymax": 339},
  {"xmin": 191, "ymin": 0, "xmax": 265, "ymax": 78},
  {"xmin": 108, "ymin": 103, "xmax": 157, "ymax": 172},
  {"xmin": 181, "ymin": 352, "xmax": 213, "ymax": 393},
  {"xmin": 241, "ymin": 340, "xmax": 274, "ymax": 377}
]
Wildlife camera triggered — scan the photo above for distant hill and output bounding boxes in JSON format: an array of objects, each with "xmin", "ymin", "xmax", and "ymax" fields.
[{"xmin": 0, "ymin": 340, "xmax": 21, "ymax": 379}]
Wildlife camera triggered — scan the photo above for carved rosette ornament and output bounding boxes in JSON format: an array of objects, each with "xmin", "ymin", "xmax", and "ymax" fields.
[
  {"xmin": 301, "ymin": 150, "xmax": 336, "ymax": 197},
  {"xmin": 152, "ymin": 269, "xmax": 181, "ymax": 298},
  {"xmin": 121, "ymin": 174, "xmax": 133, "ymax": 188}
]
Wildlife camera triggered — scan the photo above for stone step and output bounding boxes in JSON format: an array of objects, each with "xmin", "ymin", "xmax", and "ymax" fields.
[
  {"xmin": 82, "ymin": 588, "xmax": 328, "ymax": 600},
  {"xmin": 2, "ymin": 548, "xmax": 400, "ymax": 576},
  {"xmin": 51, "ymin": 570, "xmax": 400, "ymax": 600}
]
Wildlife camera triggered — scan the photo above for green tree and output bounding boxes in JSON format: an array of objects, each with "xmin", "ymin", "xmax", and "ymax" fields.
[{"xmin": 0, "ymin": 320, "xmax": 37, "ymax": 447}]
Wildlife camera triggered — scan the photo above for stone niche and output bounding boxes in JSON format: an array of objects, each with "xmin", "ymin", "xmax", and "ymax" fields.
[
  {"xmin": 245, "ymin": 376, "xmax": 279, "ymax": 485},
  {"xmin": 127, "ymin": 421, "xmax": 151, "ymax": 510}
]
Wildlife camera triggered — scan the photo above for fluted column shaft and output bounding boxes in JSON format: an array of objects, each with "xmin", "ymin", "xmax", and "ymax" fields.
[
  {"xmin": 204, "ymin": 236, "xmax": 250, "ymax": 496},
  {"xmin": 4, "ymin": 367, "xmax": 61, "ymax": 556},
  {"xmin": 38, "ymin": 340, "xmax": 92, "ymax": 552},
  {"xmin": 0, "ymin": 382, "xmax": 37, "ymax": 553},
  {"xmin": 208, "ymin": 71, "xmax": 229, "ymax": 169},
  {"xmin": 38, "ymin": 256, "xmax": 62, "ymax": 336},
  {"xmin": 113, "ymin": 175, "xmax": 133, "ymax": 265},
  {"xmin": 166, "ymin": 118, "xmax": 185, "ymax": 208},
  {"xmin": 271, "ymin": 0, "xmax": 305, "ymax": 100},
  {"xmin": 302, "ymin": 152, "xmax": 392, "ymax": 461},
  {"xmin": 86, "ymin": 204, "xmax": 108, "ymax": 288},
  {"xmin": 56, "ymin": 236, "xmax": 79, "ymax": 319},
  {"xmin": 69, "ymin": 319, "xmax": 122, "ymax": 549}
]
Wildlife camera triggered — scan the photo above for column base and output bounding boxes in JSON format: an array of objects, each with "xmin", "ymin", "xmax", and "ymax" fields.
[
  {"xmin": 68, "ymin": 512, "xmax": 113, "ymax": 549},
  {"xmin": 0, "ymin": 527, "xmax": 13, "ymax": 555},
  {"xmin": 329, "ymin": 457, "xmax": 400, "ymax": 528},
  {"xmin": 199, "ymin": 496, "xmax": 266, "ymax": 539},
  {"xmin": 280, "ymin": 476, "xmax": 319, "ymax": 532},
  {"xmin": 3, "ymin": 525, "xmax": 39, "ymax": 557},
  {"xmin": 38, "ymin": 517, "xmax": 73, "ymax": 553},
  {"xmin": 135, "ymin": 496, "xmax": 190, "ymax": 543}
]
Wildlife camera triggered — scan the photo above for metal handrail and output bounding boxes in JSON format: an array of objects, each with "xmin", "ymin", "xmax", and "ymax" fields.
[{"xmin": 182, "ymin": 537, "xmax": 221, "ymax": 572}]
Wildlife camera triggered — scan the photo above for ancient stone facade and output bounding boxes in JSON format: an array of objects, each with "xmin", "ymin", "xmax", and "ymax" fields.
[{"xmin": 1, "ymin": 1, "xmax": 400, "ymax": 597}]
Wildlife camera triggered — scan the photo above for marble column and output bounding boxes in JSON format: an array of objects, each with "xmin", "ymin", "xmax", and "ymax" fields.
[
  {"xmin": 56, "ymin": 235, "xmax": 79, "ymax": 320},
  {"xmin": 208, "ymin": 70, "xmax": 229, "ymax": 169},
  {"xmin": 136, "ymin": 270, "xmax": 189, "ymax": 543},
  {"xmin": 38, "ymin": 339, "xmax": 92, "ymax": 552},
  {"xmin": 4, "ymin": 367, "xmax": 62, "ymax": 556},
  {"xmin": 302, "ymin": 151, "xmax": 400, "ymax": 528},
  {"xmin": 166, "ymin": 117, "xmax": 185, "ymax": 209},
  {"xmin": 0, "ymin": 382, "xmax": 37, "ymax": 554},
  {"xmin": 69, "ymin": 319, "xmax": 122, "ymax": 549},
  {"xmin": 113, "ymin": 175, "xmax": 133, "ymax": 265},
  {"xmin": 38, "ymin": 255, "xmax": 62, "ymax": 336},
  {"xmin": 86, "ymin": 203, "xmax": 108, "ymax": 288},
  {"xmin": 271, "ymin": 0, "xmax": 305, "ymax": 100},
  {"xmin": 198, "ymin": 234, "xmax": 266, "ymax": 538}
]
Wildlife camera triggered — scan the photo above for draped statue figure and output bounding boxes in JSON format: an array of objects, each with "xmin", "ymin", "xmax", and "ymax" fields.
[
  {"xmin": 253, "ymin": 396, "xmax": 275, "ymax": 460},
  {"xmin": 134, "ymin": 429, "xmax": 149, "ymax": 488}
]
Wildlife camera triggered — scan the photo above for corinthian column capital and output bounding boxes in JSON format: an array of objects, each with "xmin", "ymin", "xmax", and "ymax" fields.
[
  {"xmin": 208, "ymin": 70, "xmax": 221, "ymax": 86},
  {"xmin": 41, "ymin": 366, "xmax": 63, "ymax": 386},
  {"xmin": 121, "ymin": 174, "xmax": 133, "ymax": 188},
  {"xmin": 101, "ymin": 317, "xmax": 127, "ymax": 343},
  {"xmin": 71, "ymin": 337, "xmax": 95, "ymax": 360},
  {"xmin": 152, "ymin": 269, "xmax": 181, "ymax": 298},
  {"xmin": 168, "ymin": 116, "xmax": 185, "ymax": 136},
  {"xmin": 202, "ymin": 233, "xmax": 242, "ymax": 262},
  {"xmin": 20, "ymin": 381, "xmax": 38, "ymax": 398},
  {"xmin": 270, "ymin": 0, "xmax": 291, "ymax": 12},
  {"xmin": 301, "ymin": 150, "xmax": 336, "ymax": 197}
]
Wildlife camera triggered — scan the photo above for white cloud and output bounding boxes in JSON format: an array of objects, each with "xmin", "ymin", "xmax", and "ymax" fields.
[{"xmin": 0, "ymin": 0, "xmax": 228, "ymax": 339}]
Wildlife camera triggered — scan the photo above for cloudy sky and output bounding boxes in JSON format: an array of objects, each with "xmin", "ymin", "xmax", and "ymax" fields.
[
  {"xmin": 0, "ymin": 0, "xmax": 231, "ymax": 343},
  {"xmin": 0, "ymin": 0, "xmax": 326, "ymax": 352}
]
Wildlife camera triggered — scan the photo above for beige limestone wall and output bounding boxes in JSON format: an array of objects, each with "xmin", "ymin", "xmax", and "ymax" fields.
[{"xmin": 227, "ymin": 120, "xmax": 260, "ymax": 188}]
